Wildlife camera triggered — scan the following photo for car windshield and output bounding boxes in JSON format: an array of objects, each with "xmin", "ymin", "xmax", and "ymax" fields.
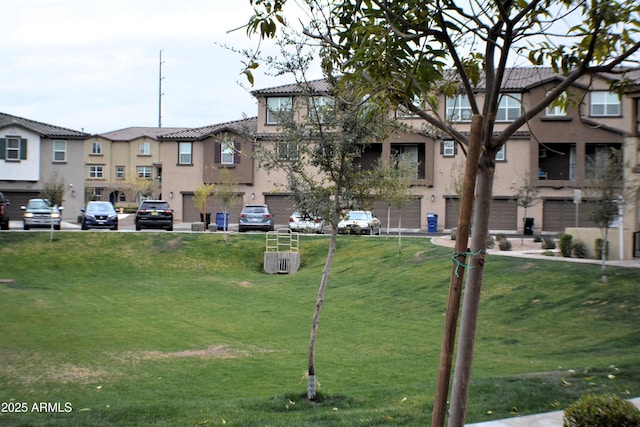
[
  {"xmin": 142, "ymin": 202, "xmax": 169, "ymax": 210},
  {"xmin": 348, "ymin": 212, "xmax": 368, "ymax": 220},
  {"xmin": 88, "ymin": 203, "xmax": 114, "ymax": 213},
  {"xmin": 244, "ymin": 206, "xmax": 267, "ymax": 214},
  {"xmin": 28, "ymin": 200, "xmax": 51, "ymax": 209}
]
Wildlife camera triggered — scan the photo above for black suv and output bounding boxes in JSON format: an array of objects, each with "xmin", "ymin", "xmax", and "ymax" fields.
[
  {"xmin": 135, "ymin": 200, "xmax": 174, "ymax": 231},
  {"xmin": 0, "ymin": 192, "xmax": 10, "ymax": 230}
]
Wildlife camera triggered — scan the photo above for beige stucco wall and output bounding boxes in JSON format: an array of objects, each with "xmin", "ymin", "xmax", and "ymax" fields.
[{"xmin": 565, "ymin": 226, "xmax": 631, "ymax": 260}]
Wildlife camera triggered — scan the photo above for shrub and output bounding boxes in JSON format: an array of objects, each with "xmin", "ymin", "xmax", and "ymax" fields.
[
  {"xmin": 494, "ymin": 234, "xmax": 511, "ymax": 251},
  {"xmin": 451, "ymin": 228, "xmax": 457, "ymax": 241},
  {"xmin": 486, "ymin": 235, "xmax": 495, "ymax": 249},
  {"xmin": 541, "ymin": 237, "xmax": 556, "ymax": 250},
  {"xmin": 533, "ymin": 235, "xmax": 543, "ymax": 243},
  {"xmin": 559, "ymin": 234, "xmax": 573, "ymax": 257},
  {"xmin": 595, "ymin": 238, "xmax": 610, "ymax": 260},
  {"xmin": 563, "ymin": 394, "xmax": 640, "ymax": 427},
  {"xmin": 542, "ymin": 250, "xmax": 555, "ymax": 257},
  {"xmin": 572, "ymin": 240, "xmax": 587, "ymax": 258}
]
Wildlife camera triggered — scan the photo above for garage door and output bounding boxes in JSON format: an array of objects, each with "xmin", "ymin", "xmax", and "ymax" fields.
[
  {"xmin": 1, "ymin": 191, "xmax": 39, "ymax": 221},
  {"xmin": 372, "ymin": 198, "xmax": 421, "ymax": 229},
  {"xmin": 543, "ymin": 199, "xmax": 598, "ymax": 232},
  {"xmin": 264, "ymin": 194, "xmax": 295, "ymax": 228},
  {"xmin": 445, "ymin": 197, "xmax": 516, "ymax": 231}
]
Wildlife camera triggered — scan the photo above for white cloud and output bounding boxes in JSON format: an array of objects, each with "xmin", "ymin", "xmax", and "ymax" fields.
[{"xmin": 0, "ymin": 0, "xmax": 294, "ymax": 133}]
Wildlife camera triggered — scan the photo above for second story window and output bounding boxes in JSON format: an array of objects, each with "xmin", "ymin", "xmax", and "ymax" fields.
[
  {"xmin": 137, "ymin": 166, "xmax": 152, "ymax": 179},
  {"xmin": 277, "ymin": 141, "xmax": 299, "ymax": 161},
  {"xmin": 446, "ymin": 95, "xmax": 472, "ymax": 122},
  {"xmin": 53, "ymin": 140, "xmax": 66, "ymax": 162},
  {"xmin": 496, "ymin": 94, "xmax": 521, "ymax": 121},
  {"xmin": 545, "ymin": 91, "xmax": 567, "ymax": 116},
  {"xmin": 91, "ymin": 141, "xmax": 102, "ymax": 155},
  {"xmin": 139, "ymin": 142, "xmax": 150, "ymax": 155},
  {"xmin": 1, "ymin": 136, "xmax": 26, "ymax": 160},
  {"xmin": 221, "ymin": 141, "xmax": 235, "ymax": 165},
  {"xmin": 116, "ymin": 166, "xmax": 125, "ymax": 179},
  {"xmin": 266, "ymin": 97, "xmax": 292, "ymax": 124},
  {"xmin": 495, "ymin": 144, "xmax": 506, "ymax": 161},
  {"xmin": 89, "ymin": 166, "xmax": 103, "ymax": 178},
  {"xmin": 178, "ymin": 142, "xmax": 192, "ymax": 165},
  {"xmin": 308, "ymin": 96, "xmax": 334, "ymax": 122},
  {"xmin": 591, "ymin": 91, "xmax": 621, "ymax": 117},
  {"xmin": 441, "ymin": 140, "xmax": 457, "ymax": 157}
]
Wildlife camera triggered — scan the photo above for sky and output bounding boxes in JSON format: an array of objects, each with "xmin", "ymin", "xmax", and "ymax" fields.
[{"xmin": 1, "ymin": 0, "xmax": 311, "ymax": 134}]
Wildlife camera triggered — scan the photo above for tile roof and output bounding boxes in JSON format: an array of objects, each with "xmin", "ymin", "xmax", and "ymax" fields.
[
  {"xmin": 0, "ymin": 112, "xmax": 89, "ymax": 138},
  {"xmin": 98, "ymin": 127, "xmax": 191, "ymax": 141},
  {"xmin": 251, "ymin": 79, "xmax": 332, "ymax": 96},
  {"xmin": 158, "ymin": 117, "xmax": 258, "ymax": 141}
]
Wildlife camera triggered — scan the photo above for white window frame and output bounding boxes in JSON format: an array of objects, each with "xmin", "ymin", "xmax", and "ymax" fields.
[
  {"xmin": 139, "ymin": 142, "xmax": 151, "ymax": 155},
  {"xmin": 89, "ymin": 166, "xmax": 103, "ymax": 178},
  {"xmin": 496, "ymin": 94, "xmax": 521, "ymax": 122},
  {"xmin": 53, "ymin": 140, "xmax": 66, "ymax": 162},
  {"xmin": 178, "ymin": 142, "xmax": 192, "ymax": 165},
  {"xmin": 6, "ymin": 136, "xmax": 21, "ymax": 160},
  {"xmin": 545, "ymin": 91, "xmax": 567, "ymax": 116},
  {"xmin": 308, "ymin": 96, "xmax": 334, "ymax": 122},
  {"xmin": 221, "ymin": 141, "xmax": 235, "ymax": 165},
  {"xmin": 266, "ymin": 97, "xmax": 292, "ymax": 124},
  {"xmin": 496, "ymin": 144, "xmax": 506, "ymax": 161},
  {"xmin": 91, "ymin": 141, "xmax": 102, "ymax": 155},
  {"xmin": 137, "ymin": 166, "xmax": 152, "ymax": 179},
  {"xmin": 443, "ymin": 140, "xmax": 456, "ymax": 157},
  {"xmin": 276, "ymin": 141, "xmax": 299, "ymax": 161},
  {"xmin": 590, "ymin": 91, "xmax": 621, "ymax": 117},
  {"xmin": 446, "ymin": 95, "xmax": 472, "ymax": 122},
  {"xmin": 116, "ymin": 166, "xmax": 125, "ymax": 179}
]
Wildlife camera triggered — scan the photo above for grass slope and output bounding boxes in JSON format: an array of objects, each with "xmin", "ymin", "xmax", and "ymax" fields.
[{"xmin": 0, "ymin": 232, "xmax": 638, "ymax": 426}]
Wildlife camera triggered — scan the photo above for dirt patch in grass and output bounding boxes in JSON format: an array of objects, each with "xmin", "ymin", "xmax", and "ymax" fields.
[
  {"xmin": 0, "ymin": 352, "xmax": 110, "ymax": 385},
  {"xmin": 114, "ymin": 345, "xmax": 271, "ymax": 364}
]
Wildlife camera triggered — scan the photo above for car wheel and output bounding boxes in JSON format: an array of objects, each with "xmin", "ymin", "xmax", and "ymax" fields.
[
  {"xmin": 111, "ymin": 225, "xmax": 118, "ymax": 231},
  {"xmin": 1, "ymin": 220, "xmax": 9, "ymax": 230},
  {"xmin": 54, "ymin": 224, "xmax": 61, "ymax": 231},
  {"xmin": 81, "ymin": 222, "xmax": 88, "ymax": 230},
  {"xmin": 23, "ymin": 223, "xmax": 29, "ymax": 230},
  {"xmin": 135, "ymin": 223, "xmax": 141, "ymax": 231},
  {"xmin": 166, "ymin": 226, "xmax": 173, "ymax": 231}
]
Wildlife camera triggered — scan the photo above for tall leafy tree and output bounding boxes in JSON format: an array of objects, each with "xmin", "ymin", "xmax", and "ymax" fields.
[{"xmin": 245, "ymin": 0, "xmax": 640, "ymax": 424}]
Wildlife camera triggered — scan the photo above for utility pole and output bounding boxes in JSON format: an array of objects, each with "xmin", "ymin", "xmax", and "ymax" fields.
[{"xmin": 158, "ymin": 49, "xmax": 164, "ymax": 127}]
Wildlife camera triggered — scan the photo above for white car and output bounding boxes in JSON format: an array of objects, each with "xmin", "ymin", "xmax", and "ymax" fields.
[
  {"xmin": 337, "ymin": 210, "xmax": 381, "ymax": 235},
  {"xmin": 288, "ymin": 211, "xmax": 324, "ymax": 234}
]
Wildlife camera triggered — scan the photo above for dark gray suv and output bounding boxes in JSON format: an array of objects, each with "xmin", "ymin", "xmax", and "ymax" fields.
[{"xmin": 0, "ymin": 192, "xmax": 9, "ymax": 230}]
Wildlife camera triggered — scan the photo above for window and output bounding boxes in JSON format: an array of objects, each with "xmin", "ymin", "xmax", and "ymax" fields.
[
  {"xmin": 91, "ymin": 141, "xmax": 102, "ymax": 154},
  {"xmin": 178, "ymin": 142, "xmax": 192, "ymax": 165},
  {"xmin": 496, "ymin": 144, "xmax": 506, "ymax": 161},
  {"xmin": 545, "ymin": 91, "xmax": 567, "ymax": 116},
  {"xmin": 139, "ymin": 142, "xmax": 150, "ymax": 155},
  {"xmin": 90, "ymin": 188, "xmax": 102, "ymax": 200},
  {"xmin": 137, "ymin": 166, "xmax": 152, "ymax": 179},
  {"xmin": 446, "ymin": 95, "xmax": 472, "ymax": 122},
  {"xmin": 277, "ymin": 141, "xmax": 299, "ymax": 161},
  {"xmin": 53, "ymin": 140, "xmax": 66, "ymax": 162},
  {"xmin": 221, "ymin": 141, "xmax": 235, "ymax": 165},
  {"xmin": 2, "ymin": 136, "xmax": 26, "ymax": 160},
  {"xmin": 308, "ymin": 96, "xmax": 334, "ymax": 122},
  {"xmin": 266, "ymin": 97, "xmax": 292, "ymax": 124},
  {"xmin": 442, "ymin": 140, "xmax": 457, "ymax": 157},
  {"xmin": 496, "ymin": 94, "xmax": 521, "ymax": 121},
  {"xmin": 116, "ymin": 166, "xmax": 125, "ymax": 179},
  {"xmin": 591, "ymin": 91, "xmax": 621, "ymax": 116},
  {"xmin": 89, "ymin": 166, "xmax": 103, "ymax": 178}
]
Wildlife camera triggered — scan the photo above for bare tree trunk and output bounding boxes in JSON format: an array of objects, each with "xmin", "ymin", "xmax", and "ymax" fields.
[
  {"xmin": 448, "ymin": 155, "xmax": 495, "ymax": 427},
  {"xmin": 397, "ymin": 215, "xmax": 402, "ymax": 254},
  {"xmin": 601, "ymin": 227, "xmax": 609, "ymax": 284},
  {"xmin": 308, "ymin": 225, "xmax": 338, "ymax": 400},
  {"xmin": 386, "ymin": 205, "xmax": 391, "ymax": 239},
  {"xmin": 432, "ymin": 116, "xmax": 483, "ymax": 427}
]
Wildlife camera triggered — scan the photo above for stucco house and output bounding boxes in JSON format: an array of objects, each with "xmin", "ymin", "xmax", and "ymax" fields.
[{"xmin": 0, "ymin": 112, "xmax": 89, "ymax": 222}]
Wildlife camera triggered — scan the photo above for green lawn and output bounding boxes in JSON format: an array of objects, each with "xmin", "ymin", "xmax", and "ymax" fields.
[{"xmin": 0, "ymin": 232, "xmax": 638, "ymax": 426}]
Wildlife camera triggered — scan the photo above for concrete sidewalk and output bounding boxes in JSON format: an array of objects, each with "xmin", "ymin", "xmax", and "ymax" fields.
[{"xmin": 466, "ymin": 397, "xmax": 640, "ymax": 426}]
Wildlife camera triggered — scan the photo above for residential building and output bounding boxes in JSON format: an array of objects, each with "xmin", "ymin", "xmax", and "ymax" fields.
[
  {"xmin": 85, "ymin": 127, "xmax": 188, "ymax": 205},
  {"xmin": 0, "ymin": 112, "xmax": 89, "ymax": 221}
]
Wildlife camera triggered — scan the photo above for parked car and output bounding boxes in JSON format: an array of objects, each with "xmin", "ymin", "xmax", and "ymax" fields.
[
  {"xmin": 238, "ymin": 204, "xmax": 274, "ymax": 232},
  {"xmin": 0, "ymin": 192, "xmax": 10, "ymax": 230},
  {"xmin": 337, "ymin": 210, "xmax": 381, "ymax": 235},
  {"xmin": 81, "ymin": 201, "xmax": 119, "ymax": 230},
  {"xmin": 21, "ymin": 199, "xmax": 63, "ymax": 230},
  {"xmin": 135, "ymin": 200, "xmax": 173, "ymax": 231},
  {"xmin": 289, "ymin": 211, "xmax": 324, "ymax": 234}
]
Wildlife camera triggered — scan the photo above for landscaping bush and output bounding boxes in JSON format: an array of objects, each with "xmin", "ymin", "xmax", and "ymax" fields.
[
  {"xmin": 541, "ymin": 236, "xmax": 556, "ymax": 250},
  {"xmin": 572, "ymin": 240, "xmax": 587, "ymax": 258},
  {"xmin": 533, "ymin": 235, "xmax": 543, "ymax": 243},
  {"xmin": 486, "ymin": 235, "xmax": 495, "ymax": 249},
  {"xmin": 451, "ymin": 228, "xmax": 457, "ymax": 241},
  {"xmin": 495, "ymin": 234, "xmax": 512, "ymax": 251},
  {"xmin": 560, "ymin": 234, "xmax": 573, "ymax": 257},
  {"xmin": 563, "ymin": 394, "xmax": 640, "ymax": 427},
  {"xmin": 595, "ymin": 238, "xmax": 610, "ymax": 260}
]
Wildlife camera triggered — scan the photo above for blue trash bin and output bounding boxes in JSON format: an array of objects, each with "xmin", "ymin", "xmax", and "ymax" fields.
[
  {"xmin": 216, "ymin": 212, "xmax": 230, "ymax": 230},
  {"xmin": 427, "ymin": 213, "xmax": 438, "ymax": 233}
]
